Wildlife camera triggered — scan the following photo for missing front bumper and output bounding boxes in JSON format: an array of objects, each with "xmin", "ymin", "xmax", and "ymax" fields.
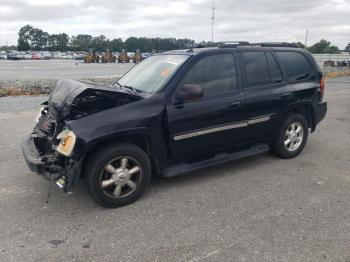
[{"xmin": 21, "ymin": 135, "xmax": 81, "ymax": 192}]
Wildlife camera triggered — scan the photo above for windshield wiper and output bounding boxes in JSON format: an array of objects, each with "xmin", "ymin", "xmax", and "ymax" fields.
[
  {"xmin": 111, "ymin": 81, "xmax": 122, "ymax": 88},
  {"xmin": 123, "ymin": 85, "xmax": 144, "ymax": 94},
  {"xmin": 113, "ymin": 81, "xmax": 144, "ymax": 94}
]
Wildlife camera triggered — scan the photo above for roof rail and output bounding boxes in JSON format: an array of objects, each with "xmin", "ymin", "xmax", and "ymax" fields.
[
  {"xmin": 218, "ymin": 41, "xmax": 250, "ymax": 48},
  {"xmin": 187, "ymin": 41, "xmax": 299, "ymax": 52},
  {"xmin": 194, "ymin": 42, "xmax": 218, "ymax": 48},
  {"xmin": 251, "ymin": 42, "xmax": 299, "ymax": 48}
]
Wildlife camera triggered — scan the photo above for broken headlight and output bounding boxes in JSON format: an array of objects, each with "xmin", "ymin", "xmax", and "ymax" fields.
[{"xmin": 56, "ymin": 129, "xmax": 76, "ymax": 157}]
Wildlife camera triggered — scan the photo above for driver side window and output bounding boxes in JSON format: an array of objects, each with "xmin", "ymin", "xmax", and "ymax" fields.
[{"xmin": 180, "ymin": 54, "xmax": 237, "ymax": 98}]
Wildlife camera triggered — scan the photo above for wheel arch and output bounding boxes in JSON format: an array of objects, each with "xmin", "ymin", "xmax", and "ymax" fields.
[
  {"xmin": 80, "ymin": 130, "xmax": 160, "ymax": 177},
  {"xmin": 284, "ymin": 102, "xmax": 315, "ymax": 131}
]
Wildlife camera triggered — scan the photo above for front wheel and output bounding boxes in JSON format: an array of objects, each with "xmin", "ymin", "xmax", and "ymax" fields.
[
  {"xmin": 85, "ymin": 143, "xmax": 151, "ymax": 208},
  {"xmin": 272, "ymin": 113, "xmax": 309, "ymax": 159}
]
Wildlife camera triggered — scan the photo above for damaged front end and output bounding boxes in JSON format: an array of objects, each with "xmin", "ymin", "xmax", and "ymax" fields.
[{"xmin": 22, "ymin": 79, "xmax": 144, "ymax": 192}]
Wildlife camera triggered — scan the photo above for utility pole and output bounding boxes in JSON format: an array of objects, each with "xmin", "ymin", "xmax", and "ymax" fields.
[
  {"xmin": 6, "ymin": 40, "xmax": 9, "ymax": 51},
  {"xmin": 211, "ymin": 1, "xmax": 215, "ymax": 43},
  {"xmin": 304, "ymin": 28, "xmax": 309, "ymax": 47}
]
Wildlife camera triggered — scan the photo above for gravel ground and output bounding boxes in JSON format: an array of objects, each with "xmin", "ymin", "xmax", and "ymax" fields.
[
  {"xmin": 0, "ymin": 60, "xmax": 133, "ymax": 80},
  {"xmin": 0, "ymin": 60, "xmax": 132, "ymax": 95},
  {"xmin": 0, "ymin": 81, "xmax": 349, "ymax": 261}
]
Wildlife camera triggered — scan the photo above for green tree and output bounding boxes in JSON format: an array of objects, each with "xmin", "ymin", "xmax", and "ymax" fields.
[
  {"xmin": 0, "ymin": 45, "xmax": 17, "ymax": 51},
  {"xmin": 30, "ymin": 28, "xmax": 49, "ymax": 50},
  {"xmin": 91, "ymin": 35, "xmax": 107, "ymax": 51},
  {"xmin": 70, "ymin": 34, "xmax": 93, "ymax": 51},
  {"xmin": 17, "ymin": 25, "xmax": 34, "ymax": 51},
  {"xmin": 17, "ymin": 25, "xmax": 49, "ymax": 50},
  {"xmin": 56, "ymin": 33, "xmax": 69, "ymax": 51},
  {"xmin": 17, "ymin": 24, "xmax": 199, "ymax": 52},
  {"xmin": 125, "ymin": 37, "xmax": 140, "ymax": 51},
  {"xmin": 110, "ymin": 38, "xmax": 124, "ymax": 51},
  {"xmin": 17, "ymin": 39, "xmax": 30, "ymax": 51},
  {"xmin": 308, "ymin": 39, "xmax": 340, "ymax": 54},
  {"xmin": 345, "ymin": 43, "xmax": 350, "ymax": 53},
  {"xmin": 295, "ymin": 42, "xmax": 306, "ymax": 48},
  {"xmin": 48, "ymin": 33, "xmax": 69, "ymax": 51}
]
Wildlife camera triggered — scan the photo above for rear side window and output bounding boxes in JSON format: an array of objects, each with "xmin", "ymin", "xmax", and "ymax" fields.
[
  {"xmin": 242, "ymin": 51, "xmax": 270, "ymax": 86},
  {"xmin": 180, "ymin": 54, "xmax": 237, "ymax": 97},
  {"xmin": 266, "ymin": 52, "xmax": 283, "ymax": 83},
  {"xmin": 276, "ymin": 51, "xmax": 313, "ymax": 81}
]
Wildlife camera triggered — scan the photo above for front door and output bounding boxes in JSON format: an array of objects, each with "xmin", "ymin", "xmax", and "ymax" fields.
[{"xmin": 166, "ymin": 53, "xmax": 246, "ymax": 162}]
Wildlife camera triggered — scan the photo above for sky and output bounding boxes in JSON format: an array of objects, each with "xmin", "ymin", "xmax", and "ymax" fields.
[{"xmin": 0, "ymin": 0, "xmax": 349, "ymax": 48}]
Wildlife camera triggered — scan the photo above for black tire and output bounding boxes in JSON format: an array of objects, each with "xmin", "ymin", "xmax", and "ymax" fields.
[
  {"xmin": 272, "ymin": 113, "xmax": 309, "ymax": 159},
  {"xmin": 85, "ymin": 143, "xmax": 151, "ymax": 208}
]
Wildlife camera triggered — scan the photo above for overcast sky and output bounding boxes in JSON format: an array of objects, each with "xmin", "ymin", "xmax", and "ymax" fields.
[{"xmin": 0, "ymin": 0, "xmax": 349, "ymax": 48}]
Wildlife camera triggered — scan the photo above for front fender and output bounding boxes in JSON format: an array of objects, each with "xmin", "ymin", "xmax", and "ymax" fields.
[{"xmin": 77, "ymin": 127, "xmax": 150, "ymax": 156}]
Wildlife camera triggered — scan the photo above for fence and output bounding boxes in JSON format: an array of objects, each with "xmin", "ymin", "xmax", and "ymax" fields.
[{"xmin": 312, "ymin": 54, "xmax": 350, "ymax": 71}]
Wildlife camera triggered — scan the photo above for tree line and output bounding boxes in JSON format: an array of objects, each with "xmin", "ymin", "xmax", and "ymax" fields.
[
  {"xmin": 16, "ymin": 25, "xmax": 195, "ymax": 52},
  {"xmin": 1, "ymin": 25, "xmax": 349, "ymax": 54}
]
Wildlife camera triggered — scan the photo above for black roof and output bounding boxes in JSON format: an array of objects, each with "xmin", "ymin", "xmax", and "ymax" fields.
[{"xmin": 161, "ymin": 42, "xmax": 303, "ymax": 56}]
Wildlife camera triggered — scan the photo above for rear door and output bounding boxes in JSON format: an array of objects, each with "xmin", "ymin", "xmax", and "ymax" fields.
[
  {"xmin": 240, "ymin": 50, "xmax": 295, "ymax": 143},
  {"xmin": 274, "ymin": 50, "xmax": 318, "ymax": 103},
  {"xmin": 166, "ymin": 53, "xmax": 246, "ymax": 162}
]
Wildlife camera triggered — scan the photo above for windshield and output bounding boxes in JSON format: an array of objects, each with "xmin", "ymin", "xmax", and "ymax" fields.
[{"xmin": 117, "ymin": 54, "xmax": 189, "ymax": 93}]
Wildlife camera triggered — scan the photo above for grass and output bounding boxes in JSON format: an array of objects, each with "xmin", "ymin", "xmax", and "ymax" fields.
[
  {"xmin": 0, "ymin": 87, "xmax": 44, "ymax": 97},
  {"xmin": 324, "ymin": 69, "xmax": 350, "ymax": 79}
]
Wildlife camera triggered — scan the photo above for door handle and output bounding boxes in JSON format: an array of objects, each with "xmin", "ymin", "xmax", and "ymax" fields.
[
  {"xmin": 228, "ymin": 101, "xmax": 241, "ymax": 109},
  {"xmin": 281, "ymin": 92, "xmax": 292, "ymax": 99}
]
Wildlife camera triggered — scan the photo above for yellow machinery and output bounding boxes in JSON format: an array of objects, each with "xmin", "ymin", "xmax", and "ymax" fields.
[
  {"xmin": 133, "ymin": 49, "xmax": 142, "ymax": 63},
  {"xmin": 84, "ymin": 52, "xmax": 92, "ymax": 63},
  {"xmin": 84, "ymin": 51, "xmax": 100, "ymax": 63},
  {"xmin": 92, "ymin": 52, "xmax": 100, "ymax": 63},
  {"xmin": 102, "ymin": 50, "xmax": 116, "ymax": 63},
  {"xmin": 118, "ymin": 49, "xmax": 130, "ymax": 63}
]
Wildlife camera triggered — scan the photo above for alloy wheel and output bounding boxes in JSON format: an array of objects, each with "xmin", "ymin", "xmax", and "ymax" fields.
[
  {"xmin": 284, "ymin": 122, "xmax": 304, "ymax": 152},
  {"xmin": 100, "ymin": 156, "xmax": 142, "ymax": 198}
]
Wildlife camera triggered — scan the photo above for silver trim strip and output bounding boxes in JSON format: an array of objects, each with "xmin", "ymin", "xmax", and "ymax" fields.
[
  {"xmin": 247, "ymin": 116, "xmax": 271, "ymax": 125},
  {"xmin": 173, "ymin": 114, "xmax": 272, "ymax": 141}
]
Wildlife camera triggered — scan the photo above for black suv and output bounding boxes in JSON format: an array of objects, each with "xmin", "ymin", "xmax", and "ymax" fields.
[{"xmin": 22, "ymin": 42, "xmax": 327, "ymax": 208}]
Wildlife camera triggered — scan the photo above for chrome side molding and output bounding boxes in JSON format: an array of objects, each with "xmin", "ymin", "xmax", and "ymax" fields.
[{"xmin": 173, "ymin": 114, "xmax": 272, "ymax": 141}]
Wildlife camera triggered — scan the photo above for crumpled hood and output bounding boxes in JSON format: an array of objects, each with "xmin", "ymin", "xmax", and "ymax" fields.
[{"xmin": 48, "ymin": 79, "xmax": 143, "ymax": 120}]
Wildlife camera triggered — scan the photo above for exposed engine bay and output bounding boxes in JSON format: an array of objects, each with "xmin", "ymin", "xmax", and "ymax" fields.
[
  {"xmin": 33, "ymin": 79, "xmax": 143, "ymax": 156},
  {"xmin": 26, "ymin": 79, "xmax": 145, "ymax": 192}
]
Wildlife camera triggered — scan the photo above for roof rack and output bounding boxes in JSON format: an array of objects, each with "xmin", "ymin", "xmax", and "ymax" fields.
[
  {"xmin": 187, "ymin": 41, "xmax": 299, "ymax": 52},
  {"xmin": 218, "ymin": 41, "xmax": 250, "ymax": 48},
  {"xmin": 251, "ymin": 42, "xmax": 298, "ymax": 48}
]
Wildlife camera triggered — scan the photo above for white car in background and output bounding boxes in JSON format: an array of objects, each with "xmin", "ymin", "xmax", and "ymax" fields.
[{"xmin": 0, "ymin": 51, "xmax": 7, "ymax": 60}]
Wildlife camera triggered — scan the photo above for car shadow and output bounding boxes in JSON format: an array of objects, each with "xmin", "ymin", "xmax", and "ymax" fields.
[
  {"xmin": 41, "ymin": 152, "xmax": 276, "ymax": 211},
  {"xmin": 145, "ymin": 152, "xmax": 276, "ymax": 195}
]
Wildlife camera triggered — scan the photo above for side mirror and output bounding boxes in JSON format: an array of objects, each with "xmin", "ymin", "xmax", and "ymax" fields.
[{"xmin": 175, "ymin": 84, "xmax": 204, "ymax": 102}]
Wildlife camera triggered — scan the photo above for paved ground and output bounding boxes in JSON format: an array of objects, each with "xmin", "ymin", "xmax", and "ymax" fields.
[
  {"xmin": 0, "ymin": 81, "xmax": 350, "ymax": 262},
  {"xmin": 0, "ymin": 60, "xmax": 133, "ymax": 80}
]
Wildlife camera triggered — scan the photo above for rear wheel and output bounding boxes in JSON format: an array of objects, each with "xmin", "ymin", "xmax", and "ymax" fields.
[
  {"xmin": 85, "ymin": 143, "xmax": 151, "ymax": 208},
  {"xmin": 272, "ymin": 113, "xmax": 308, "ymax": 158}
]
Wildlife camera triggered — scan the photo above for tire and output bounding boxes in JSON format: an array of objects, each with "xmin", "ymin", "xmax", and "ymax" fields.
[
  {"xmin": 272, "ymin": 113, "xmax": 309, "ymax": 159},
  {"xmin": 85, "ymin": 143, "xmax": 151, "ymax": 208}
]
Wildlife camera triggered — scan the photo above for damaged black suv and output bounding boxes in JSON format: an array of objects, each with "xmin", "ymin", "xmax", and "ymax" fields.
[{"xmin": 22, "ymin": 42, "xmax": 327, "ymax": 208}]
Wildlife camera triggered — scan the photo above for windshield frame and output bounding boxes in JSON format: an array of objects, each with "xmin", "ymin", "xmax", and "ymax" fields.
[{"xmin": 117, "ymin": 54, "xmax": 190, "ymax": 95}]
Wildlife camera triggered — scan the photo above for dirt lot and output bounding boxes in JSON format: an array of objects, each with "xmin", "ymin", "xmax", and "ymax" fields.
[{"xmin": 0, "ymin": 80, "xmax": 349, "ymax": 262}]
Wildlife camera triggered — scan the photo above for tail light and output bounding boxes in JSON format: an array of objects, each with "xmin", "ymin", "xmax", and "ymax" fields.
[{"xmin": 320, "ymin": 77, "xmax": 325, "ymax": 98}]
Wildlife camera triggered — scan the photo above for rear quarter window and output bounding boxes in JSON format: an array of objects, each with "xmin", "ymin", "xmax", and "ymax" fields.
[
  {"xmin": 276, "ymin": 51, "xmax": 313, "ymax": 82},
  {"xmin": 266, "ymin": 52, "xmax": 283, "ymax": 83},
  {"xmin": 242, "ymin": 51, "xmax": 270, "ymax": 86}
]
